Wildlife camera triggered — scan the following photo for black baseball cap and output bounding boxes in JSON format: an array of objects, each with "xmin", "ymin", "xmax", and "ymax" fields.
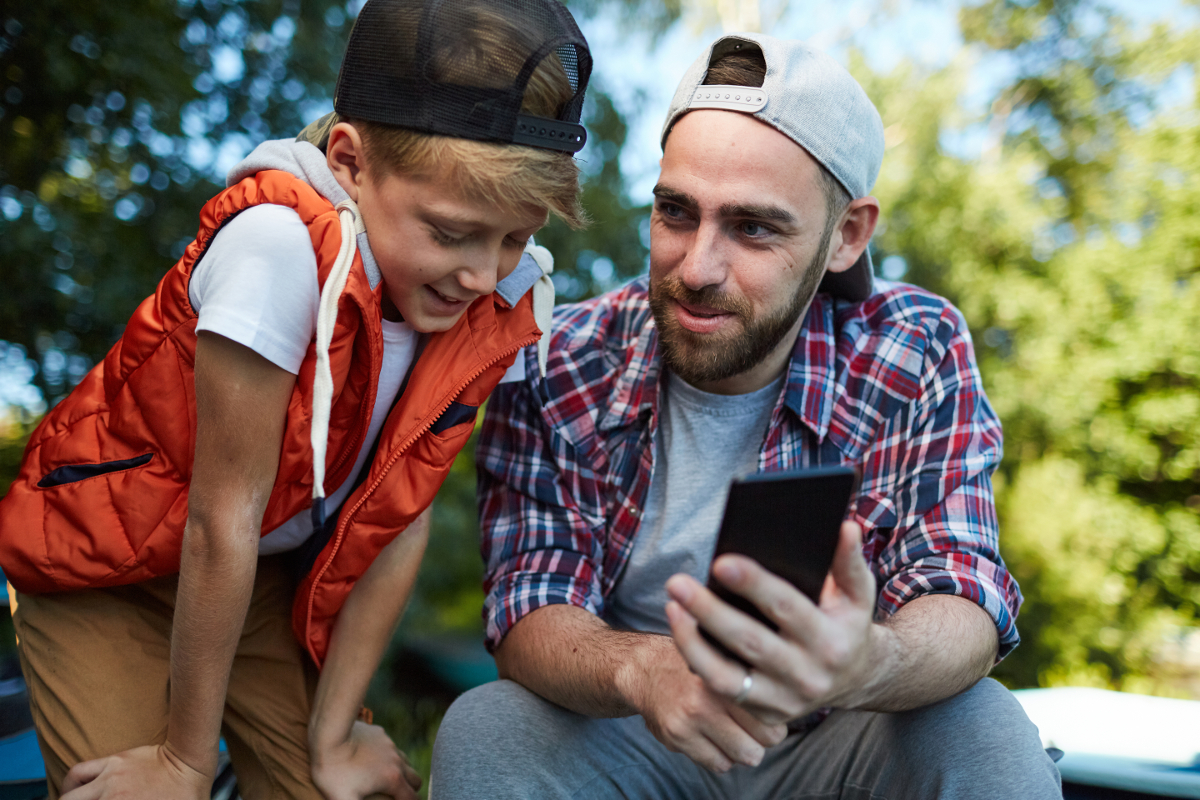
[{"xmin": 333, "ymin": 0, "xmax": 592, "ymax": 154}]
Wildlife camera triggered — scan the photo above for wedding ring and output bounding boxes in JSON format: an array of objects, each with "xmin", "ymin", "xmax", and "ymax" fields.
[{"xmin": 734, "ymin": 670, "xmax": 754, "ymax": 705}]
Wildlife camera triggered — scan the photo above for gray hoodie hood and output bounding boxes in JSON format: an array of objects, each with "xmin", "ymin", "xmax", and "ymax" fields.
[{"xmin": 228, "ymin": 138, "xmax": 384, "ymax": 289}]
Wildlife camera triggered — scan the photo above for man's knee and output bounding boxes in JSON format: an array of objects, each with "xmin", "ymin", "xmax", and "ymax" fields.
[
  {"xmin": 434, "ymin": 681, "xmax": 569, "ymax": 772},
  {"xmin": 437, "ymin": 679, "xmax": 545, "ymax": 752},
  {"xmin": 433, "ymin": 680, "xmax": 587, "ymax": 799},
  {"xmin": 894, "ymin": 678, "xmax": 1033, "ymax": 742},
  {"xmin": 885, "ymin": 678, "xmax": 1061, "ymax": 797}
]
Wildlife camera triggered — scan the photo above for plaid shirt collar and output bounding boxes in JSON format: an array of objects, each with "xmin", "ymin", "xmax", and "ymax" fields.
[{"xmin": 596, "ymin": 291, "xmax": 839, "ymax": 442}]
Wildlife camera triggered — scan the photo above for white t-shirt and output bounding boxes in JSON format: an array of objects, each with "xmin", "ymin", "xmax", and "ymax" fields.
[{"xmin": 189, "ymin": 204, "xmax": 418, "ymax": 554}]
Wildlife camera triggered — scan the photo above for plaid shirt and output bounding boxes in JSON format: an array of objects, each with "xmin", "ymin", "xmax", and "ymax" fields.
[{"xmin": 478, "ymin": 278, "xmax": 1022, "ymax": 658}]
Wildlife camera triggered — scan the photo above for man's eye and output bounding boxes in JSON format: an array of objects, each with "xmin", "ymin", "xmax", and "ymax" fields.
[
  {"xmin": 739, "ymin": 222, "xmax": 770, "ymax": 237},
  {"xmin": 659, "ymin": 202, "xmax": 685, "ymax": 219}
]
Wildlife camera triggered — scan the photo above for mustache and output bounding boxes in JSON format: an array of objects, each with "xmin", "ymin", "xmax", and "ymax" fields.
[{"xmin": 653, "ymin": 275, "xmax": 752, "ymax": 318}]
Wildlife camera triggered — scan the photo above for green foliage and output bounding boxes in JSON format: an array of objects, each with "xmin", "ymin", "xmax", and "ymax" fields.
[
  {"xmin": 0, "ymin": 0, "xmax": 348, "ymax": 402},
  {"xmin": 537, "ymin": 89, "xmax": 650, "ymax": 302},
  {"xmin": 857, "ymin": 0, "xmax": 1200, "ymax": 694}
]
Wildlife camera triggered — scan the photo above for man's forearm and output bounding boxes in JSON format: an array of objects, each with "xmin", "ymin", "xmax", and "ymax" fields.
[
  {"xmin": 309, "ymin": 509, "xmax": 430, "ymax": 754},
  {"xmin": 843, "ymin": 593, "xmax": 998, "ymax": 713},
  {"xmin": 494, "ymin": 604, "xmax": 672, "ymax": 719}
]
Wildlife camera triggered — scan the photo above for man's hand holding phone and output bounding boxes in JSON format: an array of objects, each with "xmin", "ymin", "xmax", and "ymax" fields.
[{"xmin": 665, "ymin": 520, "xmax": 884, "ymax": 726}]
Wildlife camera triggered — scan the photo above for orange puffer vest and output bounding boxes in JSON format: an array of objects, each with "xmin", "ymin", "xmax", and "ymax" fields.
[{"xmin": 0, "ymin": 169, "xmax": 541, "ymax": 666}]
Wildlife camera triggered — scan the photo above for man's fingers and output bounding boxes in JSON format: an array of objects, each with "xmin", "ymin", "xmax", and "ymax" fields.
[
  {"xmin": 62, "ymin": 758, "xmax": 106, "ymax": 792},
  {"xmin": 665, "ymin": 599, "xmax": 751, "ymax": 700},
  {"xmin": 666, "ymin": 572, "xmax": 804, "ymax": 675},
  {"xmin": 823, "ymin": 521, "xmax": 875, "ymax": 608},
  {"xmin": 726, "ymin": 701, "xmax": 789, "ymax": 748},
  {"xmin": 708, "ymin": 555, "xmax": 825, "ymax": 646},
  {"xmin": 686, "ymin": 736, "xmax": 735, "ymax": 773},
  {"xmin": 700, "ymin": 714, "xmax": 767, "ymax": 769}
]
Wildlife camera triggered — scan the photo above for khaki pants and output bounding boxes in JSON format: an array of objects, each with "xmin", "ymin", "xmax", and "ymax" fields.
[{"xmin": 10, "ymin": 555, "xmax": 322, "ymax": 800}]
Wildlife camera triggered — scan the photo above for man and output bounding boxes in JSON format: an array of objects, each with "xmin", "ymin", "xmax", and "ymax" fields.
[{"xmin": 432, "ymin": 33, "xmax": 1061, "ymax": 798}]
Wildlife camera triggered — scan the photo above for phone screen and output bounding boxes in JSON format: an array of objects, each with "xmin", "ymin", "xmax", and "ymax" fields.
[{"xmin": 700, "ymin": 465, "xmax": 857, "ymax": 665}]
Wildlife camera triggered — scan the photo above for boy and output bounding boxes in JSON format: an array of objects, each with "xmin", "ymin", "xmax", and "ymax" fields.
[{"xmin": 0, "ymin": 1, "xmax": 591, "ymax": 798}]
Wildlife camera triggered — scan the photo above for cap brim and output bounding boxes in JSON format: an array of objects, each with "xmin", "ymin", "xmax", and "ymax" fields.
[{"xmin": 818, "ymin": 248, "xmax": 874, "ymax": 302}]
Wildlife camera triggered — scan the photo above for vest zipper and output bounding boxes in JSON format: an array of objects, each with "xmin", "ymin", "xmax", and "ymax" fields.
[{"xmin": 303, "ymin": 331, "xmax": 540, "ymax": 662}]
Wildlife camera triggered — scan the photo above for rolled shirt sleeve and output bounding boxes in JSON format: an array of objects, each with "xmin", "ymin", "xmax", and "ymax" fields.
[
  {"xmin": 852, "ymin": 302, "xmax": 1021, "ymax": 658},
  {"xmin": 477, "ymin": 367, "xmax": 606, "ymax": 652}
]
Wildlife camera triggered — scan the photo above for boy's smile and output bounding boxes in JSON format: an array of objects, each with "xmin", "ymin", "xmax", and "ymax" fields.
[{"xmin": 327, "ymin": 123, "xmax": 548, "ymax": 332}]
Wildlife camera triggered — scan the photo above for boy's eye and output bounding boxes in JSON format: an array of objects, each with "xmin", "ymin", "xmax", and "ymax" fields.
[
  {"xmin": 429, "ymin": 226, "xmax": 463, "ymax": 246},
  {"xmin": 504, "ymin": 235, "xmax": 530, "ymax": 249}
]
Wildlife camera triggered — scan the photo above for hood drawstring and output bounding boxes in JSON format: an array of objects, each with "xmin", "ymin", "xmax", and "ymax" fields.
[
  {"xmin": 524, "ymin": 242, "xmax": 555, "ymax": 379},
  {"xmin": 311, "ymin": 198, "xmax": 364, "ymax": 533},
  {"xmin": 309, "ymin": 213, "xmax": 555, "ymax": 532}
]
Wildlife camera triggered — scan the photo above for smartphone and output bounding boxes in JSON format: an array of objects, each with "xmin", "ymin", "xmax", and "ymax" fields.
[{"xmin": 700, "ymin": 465, "xmax": 857, "ymax": 666}]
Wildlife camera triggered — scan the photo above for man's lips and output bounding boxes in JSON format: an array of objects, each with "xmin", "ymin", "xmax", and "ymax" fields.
[{"xmin": 673, "ymin": 297, "xmax": 735, "ymax": 334}]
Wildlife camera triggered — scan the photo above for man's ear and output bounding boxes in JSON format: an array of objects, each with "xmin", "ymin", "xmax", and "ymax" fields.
[
  {"xmin": 326, "ymin": 122, "xmax": 368, "ymax": 202},
  {"xmin": 826, "ymin": 197, "xmax": 880, "ymax": 274}
]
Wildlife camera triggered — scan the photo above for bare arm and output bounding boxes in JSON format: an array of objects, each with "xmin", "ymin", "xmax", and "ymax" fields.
[
  {"xmin": 170, "ymin": 333, "xmax": 297, "ymax": 768},
  {"xmin": 307, "ymin": 509, "xmax": 430, "ymax": 800},
  {"xmin": 495, "ymin": 604, "xmax": 787, "ymax": 772},
  {"xmin": 855, "ymin": 592, "xmax": 997, "ymax": 712},
  {"xmin": 63, "ymin": 332, "xmax": 295, "ymax": 799},
  {"xmin": 495, "ymin": 603, "xmax": 659, "ymax": 718}
]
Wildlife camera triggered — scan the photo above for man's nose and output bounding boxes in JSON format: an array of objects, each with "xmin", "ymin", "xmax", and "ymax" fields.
[{"xmin": 676, "ymin": 221, "xmax": 728, "ymax": 291}]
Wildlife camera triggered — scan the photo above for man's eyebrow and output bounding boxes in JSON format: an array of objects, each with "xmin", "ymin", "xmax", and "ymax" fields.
[
  {"xmin": 653, "ymin": 184, "xmax": 797, "ymax": 226},
  {"xmin": 718, "ymin": 202, "xmax": 796, "ymax": 225},
  {"xmin": 651, "ymin": 184, "xmax": 697, "ymax": 208}
]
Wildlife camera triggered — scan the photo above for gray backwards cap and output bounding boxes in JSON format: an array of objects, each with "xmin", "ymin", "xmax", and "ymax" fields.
[{"xmin": 662, "ymin": 33, "xmax": 885, "ymax": 302}]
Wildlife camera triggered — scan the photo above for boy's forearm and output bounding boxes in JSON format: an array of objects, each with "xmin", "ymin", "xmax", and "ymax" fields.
[
  {"xmin": 163, "ymin": 332, "xmax": 295, "ymax": 775},
  {"xmin": 308, "ymin": 508, "xmax": 431, "ymax": 756},
  {"xmin": 166, "ymin": 517, "xmax": 260, "ymax": 777}
]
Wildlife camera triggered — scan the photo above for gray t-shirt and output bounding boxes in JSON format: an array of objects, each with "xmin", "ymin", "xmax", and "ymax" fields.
[{"xmin": 605, "ymin": 370, "xmax": 785, "ymax": 634}]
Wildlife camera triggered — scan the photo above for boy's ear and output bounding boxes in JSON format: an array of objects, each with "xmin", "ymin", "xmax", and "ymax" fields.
[{"xmin": 326, "ymin": 122, "xmax": 368, "ymax": 202}]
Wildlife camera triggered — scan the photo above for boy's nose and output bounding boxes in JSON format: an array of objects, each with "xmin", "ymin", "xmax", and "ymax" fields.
[{"xmin": 456, "ymin": 259, "xmax": 498, "ymax": 297}]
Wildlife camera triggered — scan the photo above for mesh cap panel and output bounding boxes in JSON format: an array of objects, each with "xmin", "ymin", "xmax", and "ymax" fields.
[{"xmin": 335, "ymin": 0, "xmax": 591, "ymax": 153}]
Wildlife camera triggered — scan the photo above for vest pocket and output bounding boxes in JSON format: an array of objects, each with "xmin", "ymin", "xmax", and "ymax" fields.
[
  {"xmin": 429, "ymin": 401, "xmax": 478, "ymax": 435},
  {"xmin": 37, "ymin": 453, "xmax": 154, "ymax": 488}
]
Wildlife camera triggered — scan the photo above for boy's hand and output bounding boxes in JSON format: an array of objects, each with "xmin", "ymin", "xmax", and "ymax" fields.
[
  {"xmin": 60, "ymin": 743, "xmax": 210, "ymax": 800},
  {"xmin": 311, "ymin": 720, "xmax": 421, "ymax": 800}
]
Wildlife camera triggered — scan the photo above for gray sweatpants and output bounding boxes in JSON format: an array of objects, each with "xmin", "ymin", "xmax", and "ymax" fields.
[{"xmin": 431, "ymin": 678, "xmax": 1061, "ymax": 799}]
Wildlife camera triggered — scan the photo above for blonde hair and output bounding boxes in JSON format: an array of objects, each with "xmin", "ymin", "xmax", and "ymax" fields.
[{"xmin": 343, "ymin": 5, "xmax": 586, "ymax": 229}]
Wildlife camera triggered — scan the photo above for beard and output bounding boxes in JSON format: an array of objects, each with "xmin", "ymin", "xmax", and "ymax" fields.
[{"xmin": 649, "ymin": 238, "xmax": 832, "ymax": 387}]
